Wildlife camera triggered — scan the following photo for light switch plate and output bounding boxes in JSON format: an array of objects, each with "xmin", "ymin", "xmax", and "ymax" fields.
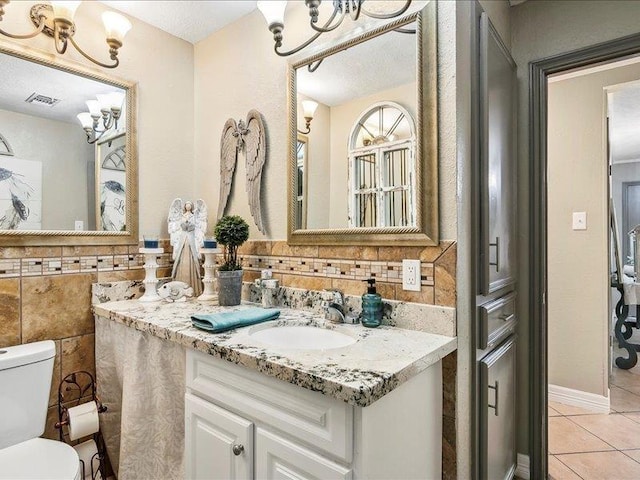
[
  {"xmin": 572, "ymin": 212, "xmax": 587, "ymax": 230},
  {"xmin": 74, "ymin": 220, "xmax": 84, "ymax": 231},
  {"xmin": 402, "ymin": 259, "xmax": 421, "ymax": 291}
]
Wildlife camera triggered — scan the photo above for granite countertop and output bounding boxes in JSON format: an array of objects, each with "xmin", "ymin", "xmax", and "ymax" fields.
[{"xmin": 93, "ymin": 300, "xmax": 457, "ymax": 407}]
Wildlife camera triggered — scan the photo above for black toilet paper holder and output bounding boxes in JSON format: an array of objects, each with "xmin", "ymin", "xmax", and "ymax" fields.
[{"xmin": 54, "ymin": 371, "xmax": 108, "ymax": 480}]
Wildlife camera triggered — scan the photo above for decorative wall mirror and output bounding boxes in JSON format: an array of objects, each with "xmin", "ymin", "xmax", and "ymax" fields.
[
  {"xmin": 287, "ymin": 2, "xmax": 437, "ymax": 246},
  {"xmin": 0, "ymin": 45, "xmax": 137, "ymax": 246},
  {"xmin": 296, "ymin": 134, "xmax": 308, "ymax": 230}
]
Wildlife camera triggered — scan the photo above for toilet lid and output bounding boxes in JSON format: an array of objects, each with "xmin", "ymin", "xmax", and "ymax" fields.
[{"xmin": 0, "ymin": 438, "xmax": 80, "ymax": 480}]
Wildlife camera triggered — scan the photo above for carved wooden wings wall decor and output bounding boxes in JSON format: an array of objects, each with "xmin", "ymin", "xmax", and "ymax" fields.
[{"xmin": 218, "ymin": 109, "xmax": 267, "ymax": 234}]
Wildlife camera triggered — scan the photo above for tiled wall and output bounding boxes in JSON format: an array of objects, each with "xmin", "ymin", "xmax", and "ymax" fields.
[
  {"xmin": 0, "ymin": 244, "xmax": 173, "ymax": 440},
  {"xmin": 235, "ymin": 240, "xmax": 457, "ymax": 307}
]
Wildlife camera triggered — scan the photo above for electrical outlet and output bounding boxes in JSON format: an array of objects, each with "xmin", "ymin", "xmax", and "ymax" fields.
[
  {"xmin": 74, "ymin": 220, "xmax": 84, "ymax": 231},
  {"xmin": 402, "ymin": 259, "xmax": 421, "ymax": 292}
]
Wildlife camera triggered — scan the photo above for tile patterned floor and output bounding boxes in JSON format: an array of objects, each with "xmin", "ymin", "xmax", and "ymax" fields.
[{"xmin": 548, "ymin": 364, "xmax": 640, "ymax": 479}]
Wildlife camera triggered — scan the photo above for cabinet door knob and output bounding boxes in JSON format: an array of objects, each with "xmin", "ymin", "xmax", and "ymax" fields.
[{"xmin": 232, "ymin": 444, "xmax": 244, "ymax": 456}]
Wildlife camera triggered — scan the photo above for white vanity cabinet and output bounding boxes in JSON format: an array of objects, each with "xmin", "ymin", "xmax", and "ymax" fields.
[
  {"xmin": 185, "ymin": 350, "xmax": 443, "ymax": 480},
  {"xmin": 185, "ymin": 394, "xmax": 254, "ymax": 479}
]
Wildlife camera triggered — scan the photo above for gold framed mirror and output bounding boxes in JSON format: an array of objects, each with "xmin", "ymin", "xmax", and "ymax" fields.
[
  {"xmin": 287, "ymin": 2, "xmax": 437, "ymax": 246},
  {"xmin": 0, "ymin": 44, "xmax": 137, "ymax": 246}
]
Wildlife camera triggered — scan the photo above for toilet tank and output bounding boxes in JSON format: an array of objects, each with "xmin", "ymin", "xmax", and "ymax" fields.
[{"xmin": 0, "ymin": 340, "xmax": 56, "ymax": 450}]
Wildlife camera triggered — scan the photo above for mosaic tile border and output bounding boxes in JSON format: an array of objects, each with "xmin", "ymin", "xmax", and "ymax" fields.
[
  {"xmin": 0, "ymin": 239, "xmax": 455, "ymax": 307},
  {"xmin": 0, "ymin": 245, "xmax": 171, "ymax": 279},
  {"xmin": 235, "ymin": 255, "xmax": 434, "ymax": 286},
  {"xmin": 231, "ymin": 240, "xmax": 456, "ymax": 308}
]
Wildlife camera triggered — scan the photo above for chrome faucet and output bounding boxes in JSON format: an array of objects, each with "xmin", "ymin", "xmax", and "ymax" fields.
[
  {"xmin": 323, "ymin": 289, "xmax": 358, "ymax": 324},
  {"xmin": 325, "ymin": 305, "xmax": 346, "ymax": 323},
  {"xmin": 323, "ymin": 289, "xmax": 346, "ymax": 323}
]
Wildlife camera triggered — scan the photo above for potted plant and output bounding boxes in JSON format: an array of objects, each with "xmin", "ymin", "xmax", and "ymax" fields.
[{"xmin": 214, "ymin": 215, "xmax": 250, "ymax": 306}]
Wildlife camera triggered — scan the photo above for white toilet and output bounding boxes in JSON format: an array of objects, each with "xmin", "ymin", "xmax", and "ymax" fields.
[{"xmin": 0, "ymin": 341, "xmax": 81, "ymax": 480}]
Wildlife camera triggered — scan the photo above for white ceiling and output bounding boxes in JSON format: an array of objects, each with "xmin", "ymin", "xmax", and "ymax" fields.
[
  {"xmin": 100, "ymin": 1, "xmax": 257, "ymax": 44},
  {"xmin": 0, "ymin": 52, "xmax": 124, "ymax": 125},
  {"xmin": 296, "ymin": 25, "xmax": 416, "ymax": 107},
  {"xmin": 609, "ymin": 84, "xmax": 640, "ymax": 163}
]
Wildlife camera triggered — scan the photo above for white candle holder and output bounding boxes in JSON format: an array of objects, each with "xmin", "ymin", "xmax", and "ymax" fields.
[
  {"xmin": 199, "ymin": 247, "xmax": 221, "ymax": 301},
  {"xmin": 139, "ymin": 247, "xmax": 164, "ymax": 302}
]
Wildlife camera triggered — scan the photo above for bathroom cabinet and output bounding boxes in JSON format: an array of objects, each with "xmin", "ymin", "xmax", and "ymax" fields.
[
  {"xmin": 185, "ymin": 350, "xmax": 443, "ymax": 479},
  {"xmin": 473, "ymin": 4, "xmax": 519, "ymax": 480},
  {"xmin": 478, "ymin": 10, "xmax": 517, "ymax": 296},
  {"xmin": 479, "ymin": 337, "xmax": 517, "ymax": 480}
]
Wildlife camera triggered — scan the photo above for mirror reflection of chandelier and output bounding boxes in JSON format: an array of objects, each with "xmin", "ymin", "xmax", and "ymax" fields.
[
  {"xmin": 0, "ymin": 1, "xmax": 132, "ymax": 69},
  {"xmin": 297, "ymin": 100, "xmax": 318, "ymax": 134},
  {"xmin": 256, "ymin": 0, "xmax": 412, "ymax": 57},
  {"xmin": 77, "ymin": 92, "xmax": 125, "ymax": 144}
]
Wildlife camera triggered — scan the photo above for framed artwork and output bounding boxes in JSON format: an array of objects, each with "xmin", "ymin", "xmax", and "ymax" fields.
[
  {"xmin": 0, "ymin": 156, "xmax": 42, "ymax": 230},
  {"xmin": 0, "ymin": 132, "xmax": 13, "ymax": 156},
  {"xmin": 96, "ymin": 132, "xmax": 126, "ymax": 231}
]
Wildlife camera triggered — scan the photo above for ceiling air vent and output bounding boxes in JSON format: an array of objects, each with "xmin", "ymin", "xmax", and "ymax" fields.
[{"xmin": 25, "ymin": 92, "xmax": 61, "ymax": 108}]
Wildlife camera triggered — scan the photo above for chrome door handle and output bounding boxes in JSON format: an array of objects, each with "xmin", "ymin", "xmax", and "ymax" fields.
[
  {"xmin": 489, "ymin": 236, "xmax": 500, "ymax": 272},
  {"xmin": 488, "ymin": 381, "xmax": 499, "ymax": 416},
  {"xmin": 232, "ymin": 444, "xmax": 244, "ymax": 456},
  {"xmin": 500, "ymin": 313, "xmax": 515, "ymax": 323}
]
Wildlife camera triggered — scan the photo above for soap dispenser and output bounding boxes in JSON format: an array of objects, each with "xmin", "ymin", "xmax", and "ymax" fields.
[{"xmin": 361, "ymin": 278, "xmax": 382, "ymax": 328}]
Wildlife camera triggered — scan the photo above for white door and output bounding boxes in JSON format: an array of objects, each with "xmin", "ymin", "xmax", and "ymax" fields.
[
  {"xmin": 185, "ymin": 393, "xmax": 253, "ymax": 480},
  {"xmin": 255, "ymin": 427, "xmax": 352, "ymax": 480}
]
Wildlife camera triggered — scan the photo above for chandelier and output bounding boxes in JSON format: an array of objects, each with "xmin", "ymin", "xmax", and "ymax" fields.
[
  {"xmin": 256, "ymin": 0, "xmax": 412, "ymax": 57},
  {"xmin": 0, "ymin": 1, "xmax": 132, "ymax": 69},
  {"xmin": 77, "ymin": 92, "xmax": 124, "ymax": 144}
]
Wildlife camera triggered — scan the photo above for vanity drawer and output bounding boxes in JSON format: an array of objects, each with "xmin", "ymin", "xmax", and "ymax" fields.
[
  {"xmin": 478, "ymin": 293, "xmax": 516, "ymax": 350},
  {"xmin": 186, "ymin": 350, "xmax": 353, "ymax": 463}
]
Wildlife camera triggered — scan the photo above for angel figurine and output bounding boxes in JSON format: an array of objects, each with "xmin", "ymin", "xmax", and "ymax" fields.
[{"xmin": 168, "ymin": 198, "xmax": 207, "ymax": 297}]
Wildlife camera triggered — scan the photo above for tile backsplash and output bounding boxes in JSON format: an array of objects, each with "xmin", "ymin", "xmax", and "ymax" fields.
[{"xmin": 235, "ymin": 240, "xmax": 457, "ymax": 307}]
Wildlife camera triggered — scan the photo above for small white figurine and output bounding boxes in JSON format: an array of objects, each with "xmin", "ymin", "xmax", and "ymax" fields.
[
  {"xmin": 158, "ymin": 281, "xmax": 194, "ymax": 303},
  {"xmin": 168, "ymin": 198, "xmax": 207, "ymax": 296}
]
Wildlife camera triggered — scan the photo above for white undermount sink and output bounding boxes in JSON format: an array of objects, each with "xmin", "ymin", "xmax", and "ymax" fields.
[{"xmin": 248, "ymin": 324, "xmax": 357, "ymax": 350}]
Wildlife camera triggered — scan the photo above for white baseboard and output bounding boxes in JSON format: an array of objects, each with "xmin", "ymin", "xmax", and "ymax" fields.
[
  {"xmin": 515, "ymin": 453, "xmax": 530, "ymax": 479},
  {"xmin": 548, "ymin": 384, "xmax": 610, "ymax": 414}
]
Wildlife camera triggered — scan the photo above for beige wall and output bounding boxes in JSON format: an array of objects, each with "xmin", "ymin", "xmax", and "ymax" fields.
[
  {"xmin": 512, "ymin": 0, "xmax": 640, "ymax": 455},
  {"xmin": 0, "ymin": 1, "xmax": 195, "ymax": 236},
  {"xmin": 194, "ymin": 0, "xmax": 458, "ymax": 241},
  {"xmin": 548, "ymin": 64, "xmax": 640, "ymax": 397},
  {"xmin": 296, "ymin": 94, "xmax": 331, "ymax": 230},
  {"xmin": 0, "ymin": 109, "xmax": 94, "ymax": 230}
]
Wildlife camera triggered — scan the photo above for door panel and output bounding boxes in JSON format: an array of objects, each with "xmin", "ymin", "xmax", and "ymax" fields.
[
  {"xmin": 185, "ymin": 393, "xmax": 253, "ymax": 480},
  {"xmin": 255, "ymin": 427, "xmax": 352, "ymax": 480},
  {"xmin": 479, "ymin": 12, "xmax": 517, "ymax": 295},
  {"xmin": 479, "ymin": 337, "xmax": 517, "ymax": 480}
]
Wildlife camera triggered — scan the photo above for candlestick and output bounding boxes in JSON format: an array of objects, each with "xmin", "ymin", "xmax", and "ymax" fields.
[
  {"xmin": 139, "ymin": 247, "xmax": 164, "ymax": 302},
  {"xmin": 199, "ymin": 247, "xmax": 221, "ymax": 301}
]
